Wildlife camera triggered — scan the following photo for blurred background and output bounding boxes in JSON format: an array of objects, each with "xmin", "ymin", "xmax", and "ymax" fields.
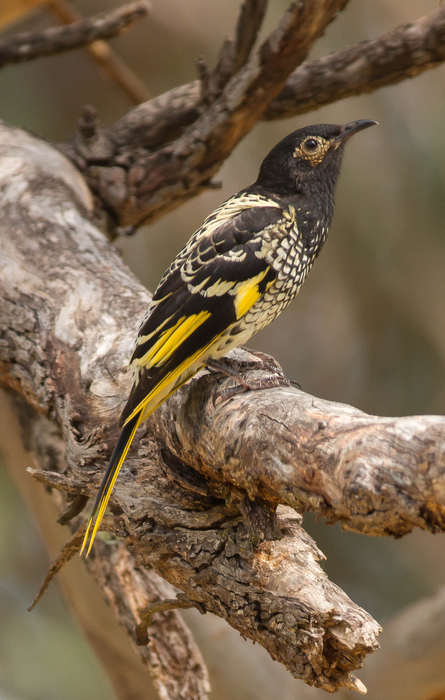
[{"xmin": 0, "ymin": 0, "xmax": 445, "ymax": 698}]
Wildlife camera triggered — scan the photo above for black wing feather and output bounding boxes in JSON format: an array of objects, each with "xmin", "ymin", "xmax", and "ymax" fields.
[{"xmin": 120, "ymin": 203, "xmax": 283, "ymax": 426}]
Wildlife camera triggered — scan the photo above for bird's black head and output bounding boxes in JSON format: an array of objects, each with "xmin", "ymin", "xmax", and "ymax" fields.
[{"xmin": 255, "ymin": 121, "xmax": 377, "ymax": 198}]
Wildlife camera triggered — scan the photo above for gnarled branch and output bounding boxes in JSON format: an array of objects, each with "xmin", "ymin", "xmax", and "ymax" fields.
[
  {"xmin": 62, "ymin": 5, "xmax": 445, "ymax": 231},
  {"xmin": 3, "ymin": 3, "xmax": 445, "ymax": 696},
  {"xmin": 0, "ymin": 122, "xmax": 381, "ymax": 694},
  {"xmin": 63, "ymin": 0, "xmax": 349, "ymax": 229},
  {"xmin": 105, "ymin": 5, "xmax": 445, "ymax": 147},
  {"xmin": 153, "ymin": 363, "xmax": 445, "ymax": 537},
  {"xmin": 0, "ymin": 388, "xmax": 209, "ymax": 700},
  {"xmin": 265, "ymin": 5, "xmax": 445, "ymax": 120}
]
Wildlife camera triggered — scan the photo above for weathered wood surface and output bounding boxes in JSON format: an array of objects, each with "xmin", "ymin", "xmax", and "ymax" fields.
[
  {"xmin": 0, "ymin": 122, "xmax": 388, "ymax": 694},
  {"xmin": 0, "ymin": 125, "xmax": 209, "ymax": 700},
  {"xmin": 155, "ymin": 377, "xmax": 445, "ymax": 537}
]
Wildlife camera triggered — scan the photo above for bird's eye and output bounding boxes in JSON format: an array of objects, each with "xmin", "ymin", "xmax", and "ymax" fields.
[{"xmin": 303, "ymin": 138, "xmax": 319, "ymax": 152}]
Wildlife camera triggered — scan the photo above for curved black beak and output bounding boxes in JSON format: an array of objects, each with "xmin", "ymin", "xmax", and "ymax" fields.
[{"xmin": 331, "ymin": 119, "xmax": 378, "ymax": 147}]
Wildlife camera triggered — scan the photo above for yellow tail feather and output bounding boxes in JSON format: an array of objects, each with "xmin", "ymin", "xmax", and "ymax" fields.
[
  {"xmin": 81, "ymin": 331, "xmax": 227, "ymax": 556},
  {"xmin": 80, "ymin": 411, "xmax": 143, "ymax": 556}
]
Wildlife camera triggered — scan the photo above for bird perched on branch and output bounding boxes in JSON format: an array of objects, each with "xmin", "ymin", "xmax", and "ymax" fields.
[{"xmin": 81, "ymin": 119, "xmax": 377, "ymax": 555}]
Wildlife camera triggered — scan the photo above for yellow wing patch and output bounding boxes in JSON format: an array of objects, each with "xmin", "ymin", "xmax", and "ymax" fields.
[
  {"xmin": 233, "ymin": 268, "xmax": 270, "ymax": 319},
  {"xmin": 123, "ymin": 331, "xmax": 224, "ymax": 426},
  {"xmin": 133, "ymin": 311, "xmax": 211, "ymax": 369}
]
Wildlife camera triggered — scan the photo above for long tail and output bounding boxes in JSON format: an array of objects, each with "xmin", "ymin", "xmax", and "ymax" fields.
[{"xmin": 80, "ymin": 410, "xmax": 143, "ymax": 557}]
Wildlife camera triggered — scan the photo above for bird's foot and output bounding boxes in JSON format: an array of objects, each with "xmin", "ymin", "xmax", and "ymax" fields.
[
  {"xmin": 238, "ymin": 348, "xmax": 303, "ymax": 390},
  {"xmin": 207, "ymin": 357, "xmax": 292, "ymax": 403}
]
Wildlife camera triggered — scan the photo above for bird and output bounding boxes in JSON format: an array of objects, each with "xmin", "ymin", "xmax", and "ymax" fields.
[{"xmin": 81, "ymin": 119, "xmax": 377, "ymax": 555}]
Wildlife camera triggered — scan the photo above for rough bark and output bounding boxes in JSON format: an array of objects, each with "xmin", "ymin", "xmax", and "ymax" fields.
[
  {"xmin": 0, "ymin": 2, "xmax": 150, "ymax": 69},
  {"xmin": 105, "ymin": 5, "xmax": 445, "ymax": 148},
  {"xmin": 153, "ymin": 374, "xmax": 445, "ymax": 537},
  {"xmin": 265, "ymin": 5, "xmax": 445, "ymax": 120},
  {"xmin": 280, "ymin": 587, "xmax": 445, "ymax": 700},
  {"xmin": 0, "ymin": 122, "xmax": 383, "ymax": 694},
  {"xmin": 60, "ymin": 5, "xmax": 445, "ymax": 231}
]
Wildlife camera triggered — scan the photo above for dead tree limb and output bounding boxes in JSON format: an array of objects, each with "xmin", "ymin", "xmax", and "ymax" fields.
[
  {"xmin": 0, "ymin": 121, "xmax": 383, "ymax": 694},
  {"xmin": 202, "ymin": 0, "xmax": 269, "ymax": 102},
  {"xmin": 264, "ymin": 5, "xmax": 445, "ymax": 120},
  {"xmin": 60, "ymin": 5, "xmax": 445, "ymax": 231},
  {"xmin": 105, "ymin": 5, "xmax": 445, "ymax": 149},
  {"xmin": 153, "ymin": 369, "xmax": 445, "ymax": 537},
  {"xmin": 292, "ymin": 586, "xmax": 445, "ymax": 700},
  {"xmin": 1, "ymin": 388, "xmax": 211, "ymax": 700},
  {"xmin": 0, "ymin": 2, "xmax": 150, "ymax": 69},
  {"xmin": 0, "ymin": 387, "xmax": 196, "ymax": 700},
  {"xmin": 63, "ymin": 0, "xmax": 350, "ymax": 229}
]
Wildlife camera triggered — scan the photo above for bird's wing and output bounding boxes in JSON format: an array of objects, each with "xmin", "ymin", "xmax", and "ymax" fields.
[{"xmin": 119, "ymin": 204, "xmax": 283, "ymax": 426}]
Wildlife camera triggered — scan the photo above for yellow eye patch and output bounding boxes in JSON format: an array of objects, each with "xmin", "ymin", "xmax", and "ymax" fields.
[{"xmin": 293, "ymin": 137, "xmax": 330, "ymax": 166}]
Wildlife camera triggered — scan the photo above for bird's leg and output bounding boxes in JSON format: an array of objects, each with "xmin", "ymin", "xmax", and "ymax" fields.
[
  {"xmin": 240, "ymin": 348, "xmax": 302, "ymax": 389},
  {"xmin": 206, "ymin": 357, "xmax": 252, "ymax": 389},
  {"xmin": 206, "ymin": 357, "xmax": 291, "ymax": 403}
]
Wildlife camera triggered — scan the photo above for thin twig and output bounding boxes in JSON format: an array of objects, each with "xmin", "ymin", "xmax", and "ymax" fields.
[
  {"xmin": 135, "ymin": 595, "xmax": 205, "ymax": 646},
  {"xmin": 28, "ymin": 467, "xmax": 90, "ymax": 495},
  {"xmin": 85, "ymin": 0, "xmax": 350, "ymax": 227},
  {"xmin": 0, "ymin": 2, "xmax": 149, "ymax": 68},
  {"xmin": 207, "ymin": 0, "xmax": 269, "ymax": 99},
  {"xmin": 0, "ymin": 1, "xmax": 151, "ymax": 103},
  {"xmin": 48, "ymin": 0, "xmax": 152, "ymax": 104},
  {"xmin": 57, "ymin": 494, "xmax": 89, "ymax": 524},
  {"xmin": 233, "ymin": 0, "xmax": 269, "ymax": 69},
  {"xmin": 28, "ymin": 522, "xmax": 86, "ymax": 611}
]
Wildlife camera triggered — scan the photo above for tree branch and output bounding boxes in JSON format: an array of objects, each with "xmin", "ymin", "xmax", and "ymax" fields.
[
  {"xmin": 204, "ymin": 0, "xmax": 269, "ymax": 101},
  {"xmin": 2, "ymin": 2, "xmax": 445, "ymax": 694},
  {"xmin": 241, "ymin": 585, "xmax": 445, "ymax": 700},
  {"xmin": 152, "ymin": 358, "xmax": 445, "ymax": 537},
  {"xmin": 0, "ymin": 387, "xmax": 201, "ymax": 700},
  {"xmin": 62, "ymin": 4, "xmax": 445, "ymax": 231},
  {"xmin": 104, "ymin": 5, "xmax": 445, "ymax": 151},
  {"xmin": 28, "ymin": 521, "xmax": 87, "ymax": 611},
  {"xmin": 0, "ymin": 122, "xmax": 381, "ymax": 694},
  {"xmin": 292, "ymin": 586, "xmax": 445, "ymax": 700},
  {"xmin": 63, "ymin": 0, "xmax": 349, "ymax": 229},
  {"xmin": 2, "ymin": 390, "xmax": 210, "ymax": 700},
  {"xmin": 0, "ymin": 1, "xmax": 150, "ymax": 69},
  {"xmin": 265, "ymin": 5, "xmax": 445, "ymax": 120}
]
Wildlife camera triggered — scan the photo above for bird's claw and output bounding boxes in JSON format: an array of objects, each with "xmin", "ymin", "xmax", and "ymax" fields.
[{"xmin": 213, "ymin": 373, "xmax": 291, "ymax": 405}]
